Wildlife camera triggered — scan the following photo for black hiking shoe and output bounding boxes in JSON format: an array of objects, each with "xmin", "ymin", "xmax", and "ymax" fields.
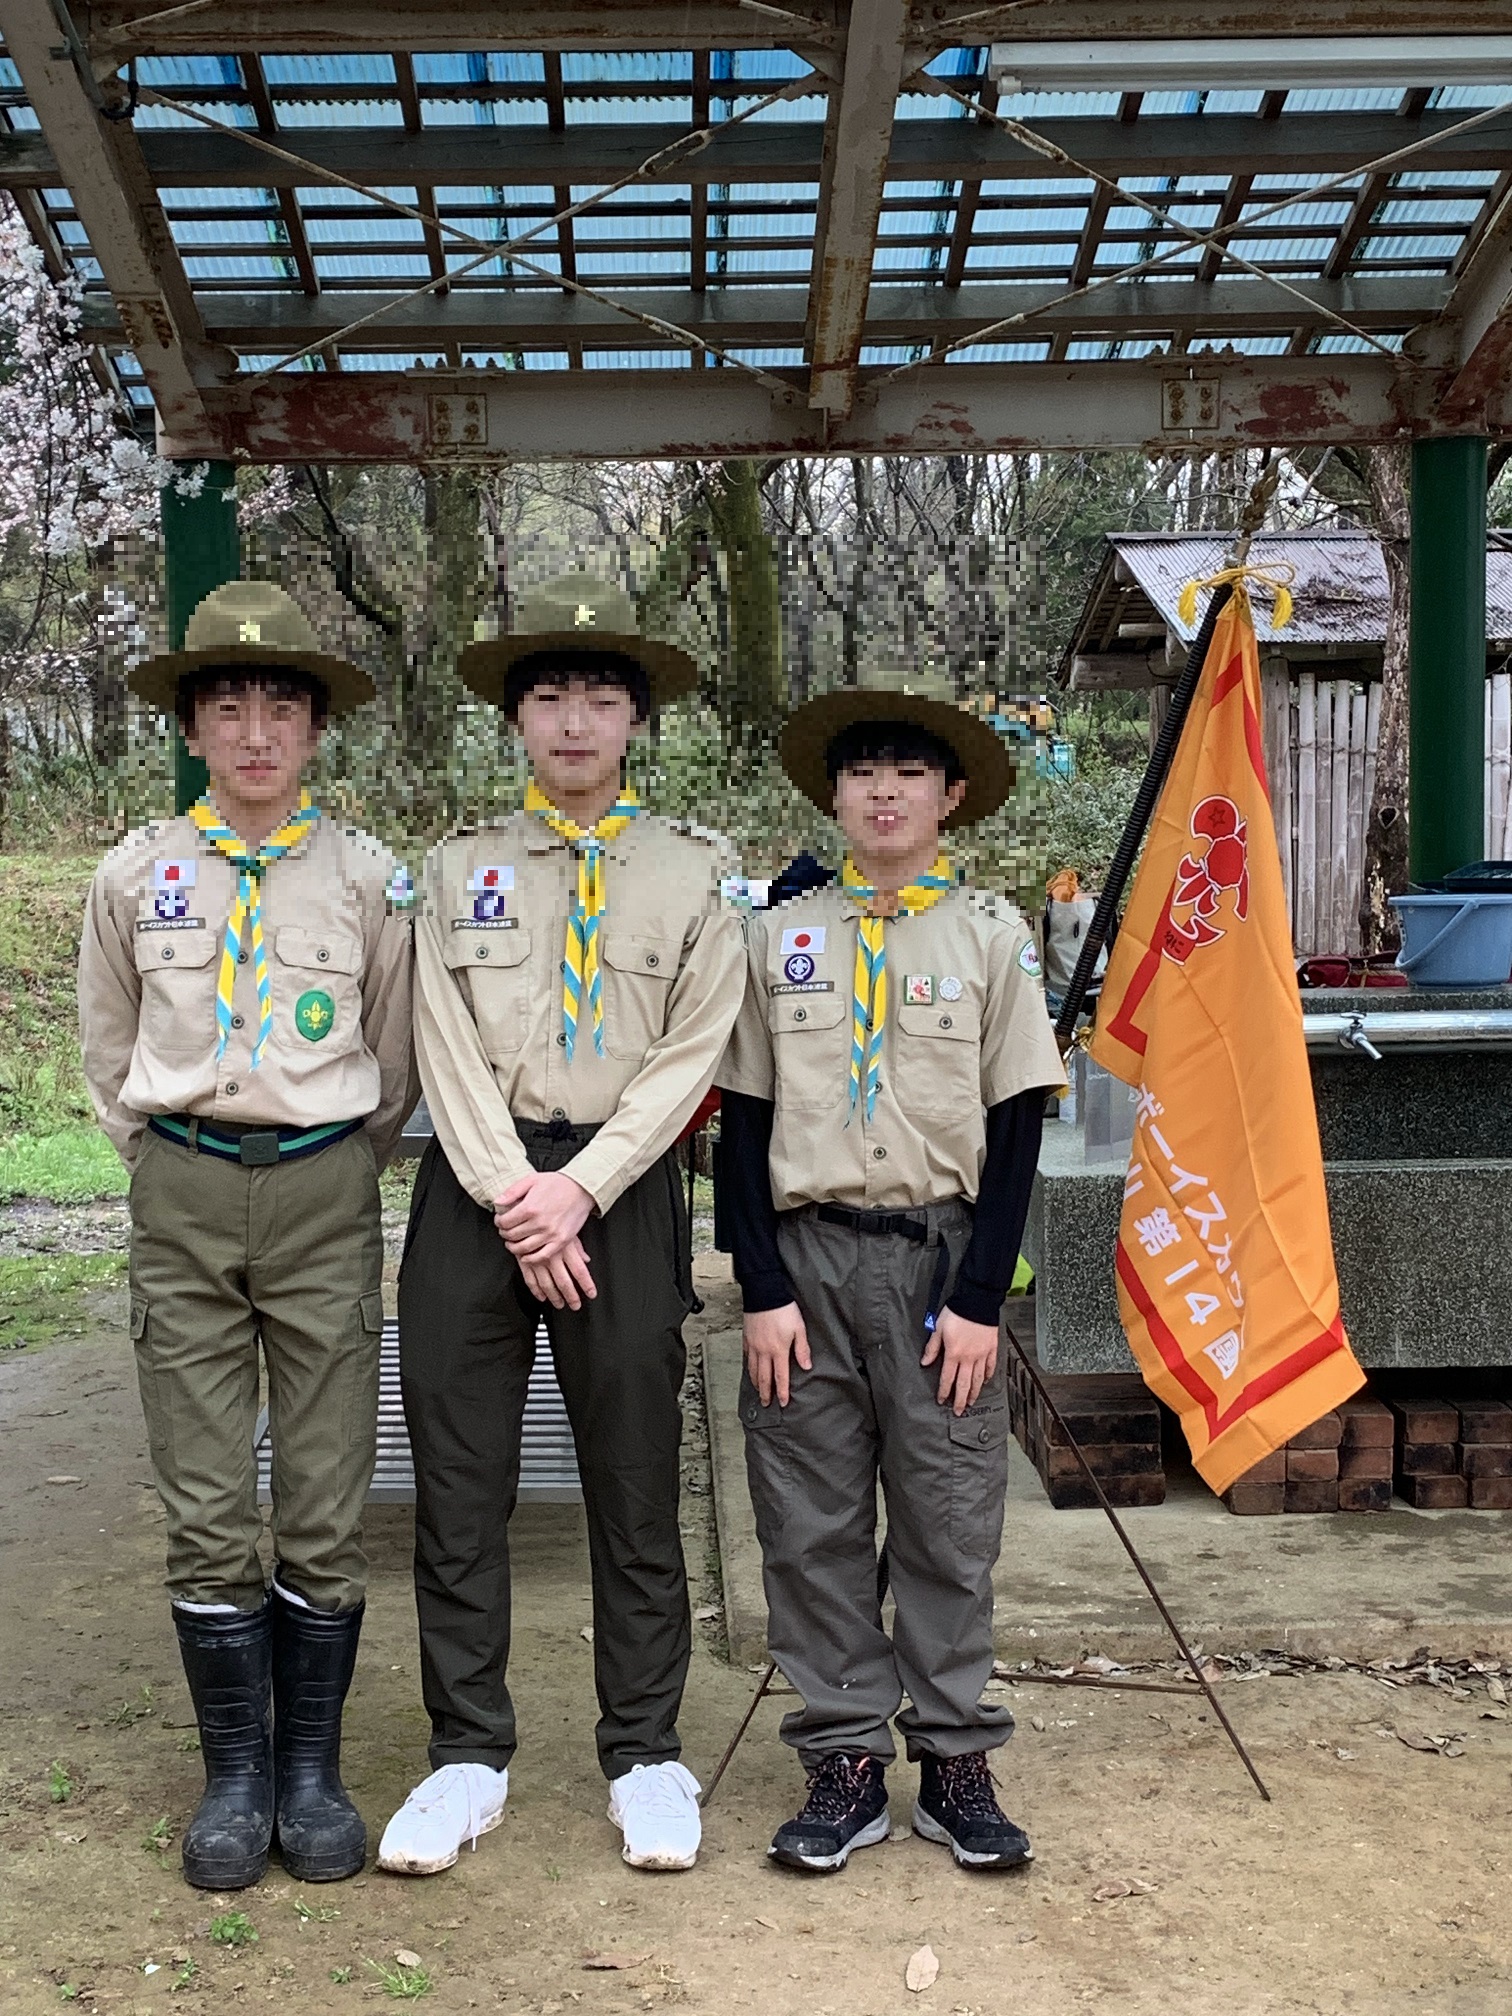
[
  {"xmin": 173, "ymin": 1599, "xmax": 275, "ymax": 1891},
  {"xmin": 914, "ymin": 1753, "xmax": 1033, "ymax": 1870},
  {"xmin": 769, "ymin": 1753, "xmax": 891, "ymax": 1873}
]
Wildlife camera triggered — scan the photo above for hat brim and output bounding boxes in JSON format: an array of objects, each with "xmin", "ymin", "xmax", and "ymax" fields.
[
  {"xmin": 456, "ymin": 630, "xmax": 700, "ymax": 713},
  {"xmin": 128, "ymin": 644, "xmax": 375, "ymax": 721},
  {"xmin": 778, "ymin": 690, "xmax": 1016, "ymax": 831}
]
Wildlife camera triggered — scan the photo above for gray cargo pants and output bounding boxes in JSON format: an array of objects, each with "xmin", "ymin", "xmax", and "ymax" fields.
[{"xmin": 741, "ymin": 1201, "xmax": 1012, "ymax": 1767}]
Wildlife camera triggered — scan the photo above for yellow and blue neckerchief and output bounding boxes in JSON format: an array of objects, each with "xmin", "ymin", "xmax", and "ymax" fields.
[
  {"xmin": 188, "ymin": 790, "xmax": 321, "ymax": 1068},
  {"xmin": 841, "ymin": 853, "xmax": 955, "ymax": 1120},
  {"xmin": 525, "ymin": 779, "xmax": 641, "ymax": 1060}
]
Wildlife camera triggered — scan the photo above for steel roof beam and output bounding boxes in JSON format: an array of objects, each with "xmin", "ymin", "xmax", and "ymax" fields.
[
  {"xmin": 5, "ymin": 108, "xmax": 1508, "ymax": 191},
  {"xmin": 1437, "ymin": 189, "xmax": 1512, "ymax": 424},
  {"xmin": 92, "ymin": 274, "xmax": 1441, "ymax": 350},
  {"xmin": 3, "ymin": 0, "xmax": 221, "ymax": 451},
  {"xmin": 168, "ymin": 353, "xmax": 1503, "ymax": 465},
  {"xmin": 805, "ymin": 0, "xmax": 908, "ymax": 416}
]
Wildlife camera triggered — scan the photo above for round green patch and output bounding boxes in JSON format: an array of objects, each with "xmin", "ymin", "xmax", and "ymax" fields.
[{"xmin": 295, "ymin": 989, "xmax": 336, "ymax": 1042}]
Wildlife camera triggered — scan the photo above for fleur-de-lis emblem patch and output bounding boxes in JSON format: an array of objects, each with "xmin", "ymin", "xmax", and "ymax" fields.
[
  {"xmin": 238, "ymin": 619, "xmax": 263, "ymax": 644},
  {"xmin": 573, "ymin": 603, "xmax": 596, "ymax": 627},
  {"xmin": 294, "ymin": 989, "xmax": 335, "ymax": 1041}
]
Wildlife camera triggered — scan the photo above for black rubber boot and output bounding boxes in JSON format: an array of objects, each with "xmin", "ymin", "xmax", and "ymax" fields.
[
  {"xmin": 271, "ymin": 1581, "xmax": 367, "ymax": 1883},
  {"xmin": 173, "ymin": 1599, "xmax": 274, "ymax": 1891}
]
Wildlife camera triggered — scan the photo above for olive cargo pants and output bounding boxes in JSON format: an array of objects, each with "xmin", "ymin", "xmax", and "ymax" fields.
[
  {"xmin": 741, "ymin": 1202, "xmax": 1013, "ymax": 1767},
  {"xmin": 128, "ymin": 1125, "xmax": 385, "ymax": 1613},
  {"xmin": 397, "ymin": 1125, "xmax": 694, "ymax": 1780}
]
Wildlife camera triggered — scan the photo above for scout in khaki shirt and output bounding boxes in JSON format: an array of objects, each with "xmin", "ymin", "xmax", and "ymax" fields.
[
  {"xmin": 78, "ymin": 582, "xmax": 416, "ymax": 1893},
  {"xmin": 717, "ymin": 686, "xmax": 1065, "ymax": 1875},
  {"xmin": 380, "ymin": 575, "xmax": 745, "ymax": 1879}
]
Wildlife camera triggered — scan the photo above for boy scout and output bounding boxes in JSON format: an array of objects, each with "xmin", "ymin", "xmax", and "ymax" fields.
[
  {"xmin": 717, "ymin": 687, "xmax": 1064, "ymax": 1874},
  {"xmin": 381, "ymin": 574, "xmax": 745, "ymax": 1876},
  {"xmin": 78, "ymin": 581, "xmax": 416, "ymax": 1891}
]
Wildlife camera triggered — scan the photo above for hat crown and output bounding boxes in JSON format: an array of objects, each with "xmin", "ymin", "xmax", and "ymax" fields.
[
  {"xmin": 514, "ymin": 572, "xmax": 639, "ymax": 642},
  {"xmin": 184, "ymin": 581, "xmax": 322, "ymax": 660}
]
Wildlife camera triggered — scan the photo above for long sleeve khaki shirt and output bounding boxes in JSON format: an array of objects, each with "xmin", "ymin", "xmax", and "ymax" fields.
[
  {"xmin": 414, "ymin": 811, "xmax": 745, "ymax": 1216},
  {"xmin": 78, "ymin": 811, "xmax": 418, "ymax": 1171}
]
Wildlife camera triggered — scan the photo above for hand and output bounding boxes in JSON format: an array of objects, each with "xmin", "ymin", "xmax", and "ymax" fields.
[
  {"xmin": 518, "ymin": 1235, "xmax": 597, "ymax": 1311},
  {"xmin": 494, "ymin": 1169, "xmax": 595, "ymax": 1264},
  {"xmin": 922, "ymin": 1307, "xmax": 999, "ymax": 1416},
  {"xmin": 743, "ymin": 1302, "xmax": 812, "ymax": 1408}
]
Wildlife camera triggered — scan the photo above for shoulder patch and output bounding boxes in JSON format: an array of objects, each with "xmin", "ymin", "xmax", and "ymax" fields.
[{"xmin": 1018, "ymin": 939, "xmax": 1043, "ymax": 978}]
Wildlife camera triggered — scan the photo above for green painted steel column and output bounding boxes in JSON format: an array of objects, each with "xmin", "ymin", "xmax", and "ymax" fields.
[
  {"xmin": 163, "ymin": 462, "xmax": 240, "ymax": 813},
  {"xmin": 1409, "ymin": 436, "xmax": 1487, "ymax": 885}
]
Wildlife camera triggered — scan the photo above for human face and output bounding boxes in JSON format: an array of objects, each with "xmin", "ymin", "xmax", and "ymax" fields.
[
  {"xmin": 515, "ymin": 674, "xmax": 642, "ymax": 820},
  {"xmin": 832, "ymin": 756, "xmax": 967, "ymax": 885},
  {"xmin": 185, "ymin": 680, "xmax": 321, "ymax": 842}
]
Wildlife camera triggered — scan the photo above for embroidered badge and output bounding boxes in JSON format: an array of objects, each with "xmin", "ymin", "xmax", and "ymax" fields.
[
  {"xmin": 784, "ymin": 951, "xmax": 816, "ymax": 984},
  {"xmin": 294, "ymin": 989, "xmax": 335, "ymax": 1042},
  {"xmin": 905, "ymin": 974, "xmax": 934, "ymax": 1006},
  {"xmin": 387, "ymin": 863, "xmax": 415, "ymax": 910},
  {"xmin": 939, "ymin": 974, "xmax": 964, "ymax": 1002},
  {"xmin": 153, "ymin": 859, "xmax": 196, "ymax": 921},
  {"xmin": 1018, "ymin": 941, "xmax": 1043, "ymax": 978},
  {"xmin": 780, "ymin": 925, "xmax": 826, "ymax": 957},
  {"xmin": 470, "ymin": 864, "xmax": 514, "ymax": 921}
]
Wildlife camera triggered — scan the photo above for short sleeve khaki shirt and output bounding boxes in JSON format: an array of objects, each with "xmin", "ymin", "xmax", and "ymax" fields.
[
  {"xmin": 414, "ymin": 811, "xmax": 746, "ymax": 1215},
  {"xmin": 78, "ymin": 812, "xmax": 417, "ymax": 1170},
  {"xmin": 717, "ymin": 882, "xmax": 1064, "ymax": 1212}
]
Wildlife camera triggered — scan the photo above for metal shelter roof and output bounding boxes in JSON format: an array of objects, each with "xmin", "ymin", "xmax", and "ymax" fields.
[{"xmin": 2, "ymin": 3, "xmax": 1511, "ymax": 461}]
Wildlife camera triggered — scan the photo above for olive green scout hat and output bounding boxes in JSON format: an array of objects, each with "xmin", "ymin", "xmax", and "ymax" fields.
[
  {"xmin": 128, "ymin": 580, "xmax": 375, "ymax": 719},
  {"xmin": 456, "ymin": 570, "xmax": 700, "ymax": 713},
  {"xmin": 779, "ymin": 676, "xmax": 1016, "ymax": 832}
]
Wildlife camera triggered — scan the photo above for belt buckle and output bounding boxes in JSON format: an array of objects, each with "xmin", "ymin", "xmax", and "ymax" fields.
[{"xmin": 238, "ymin": 1130, "xmax": 281, "ymax": 1167}]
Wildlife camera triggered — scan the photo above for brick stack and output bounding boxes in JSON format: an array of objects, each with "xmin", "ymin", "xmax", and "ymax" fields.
[
  {"xmin": 1221, "ymin": 1394, "xmax": 1394, "ymax": 1514},
  {"xmin": 1007, "ymin": 1349, "xmax": 1166, "ymax": 1510},
  {"xmin": 1390, "ymin": 1392, "xmax": 1512, "ymax": 1509}
]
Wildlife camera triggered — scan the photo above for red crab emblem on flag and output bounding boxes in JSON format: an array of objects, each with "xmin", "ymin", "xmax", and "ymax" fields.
[{"xmin": 1160, "ymin": 795, "xmax": 1249, "ymax": 965}]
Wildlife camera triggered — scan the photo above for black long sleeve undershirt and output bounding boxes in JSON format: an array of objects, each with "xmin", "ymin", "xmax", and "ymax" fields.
[{"xmin": 719, "ymin": 1086, "xmax": 1047, "ymax": 1325}]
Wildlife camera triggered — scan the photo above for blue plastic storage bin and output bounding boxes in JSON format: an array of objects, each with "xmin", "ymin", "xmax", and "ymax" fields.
[{"xmin": 1389, "ymin": 892, "xmax": 1512, "ymax": 986}]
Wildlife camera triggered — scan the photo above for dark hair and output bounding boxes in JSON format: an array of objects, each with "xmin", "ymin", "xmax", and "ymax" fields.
[
  {"xmin": 503, "ymin": 649, "xmax": 651, "ymax": 723},
  {"xmin": 176, "ymin": 666, "xmax": 329, "ymax": 733},
  {"xmin": 824, "ymin": 719, "xmax": 964, "ymax": 788}
]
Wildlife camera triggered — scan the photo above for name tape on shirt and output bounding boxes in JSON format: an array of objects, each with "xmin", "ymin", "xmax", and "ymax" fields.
[{"xmin": 780, "ymin": 925, "xmax": 826, "ymax": 957}]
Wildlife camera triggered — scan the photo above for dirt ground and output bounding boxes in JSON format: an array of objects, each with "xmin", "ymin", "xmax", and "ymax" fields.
[{"xmin": 4, "ymin": 1218, "xmax": 1512, "ymax": 2015}]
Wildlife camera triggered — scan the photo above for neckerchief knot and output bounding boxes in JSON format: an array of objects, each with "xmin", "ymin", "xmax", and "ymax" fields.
[{"xmin": 526, "ymin": 778, "xmax": 642, "ymax": 1060}]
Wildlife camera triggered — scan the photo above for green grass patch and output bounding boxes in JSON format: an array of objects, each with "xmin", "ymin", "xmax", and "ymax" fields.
[
  {"xmin": 0, "ymin": 1251, "xmax": 127, "ymax": 1350},
  {"xmin": 0, "ymin": 1125, "xmax": 126, "ymax": 1202},
  {"xmin": 0, "ymin": 852, "xmax": 97, "ymax": 1136}
]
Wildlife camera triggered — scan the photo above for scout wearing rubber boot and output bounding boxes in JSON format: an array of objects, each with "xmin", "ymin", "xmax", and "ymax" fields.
[
  {"xmin": 78, "ymin": 582, "xmax": 417, "ymax": 1891},
  {"xmin": 716, "ymin": 683, "xmax": 1065, "ymax": 1875},
  {"xmin": 381, "ymin": 574, "xmax": 745, "ymax": 1878}
]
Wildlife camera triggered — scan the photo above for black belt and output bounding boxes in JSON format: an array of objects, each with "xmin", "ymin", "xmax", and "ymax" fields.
[
  {"xmin": 813, "ymin": 1202, "xmax": 959, "ymax": 1338},
  {"xmin": 149, "ymin": 1114, "xmax": 364, "ymax": 1167}
]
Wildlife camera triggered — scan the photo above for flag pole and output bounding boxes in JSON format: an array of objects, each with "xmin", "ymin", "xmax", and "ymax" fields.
[
  {"xmin": 1052, "ymin": 457, "xmax": 1280, "ymax": 1050},
  {"xmin": 1001, "ymin": 1313, "xmax": 1272, "ymax": 1802}
]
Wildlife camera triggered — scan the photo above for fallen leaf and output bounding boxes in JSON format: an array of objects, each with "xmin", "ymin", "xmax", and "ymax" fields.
[
  {"xmin": 905, "ymin": 1945, "xmax": 939, "ymax": 1992},
  {"xmin": 694, "ymin": 1605, "xmax": 722, "ymax": 1622},
  {"xmin": 394, "ymin": 1950, "xmax": 421, "ymax": 1968},
  {"xmin": 1394, "ymin": 1729, "xmax": 1443, "ymax": 1753},
  {"xmin": 753, "ymin": 1917, "xmax": 780, "ymax": 1932},
  {"xmin": 45, "ymin": 1474, "xmax": 82, "ymax": 1486},
  {"xmin": 1092, "ymin": 1881, "xmax": 1132, "ymax": 1902},
  {"xmin": 581, "ymin": 1952, "xmax": 652, "ymax": 1972},
  {"xmin": 1077, "ymin": 1655, "xmax": 1127, "ymax": 1677},
  {"xmin": 1489, "ymin": 1676, "xmax": 1508, "ymax": 1705},
  {"xmin": 580, "ymin": 1627, "xmax": 594, "ymax": 1643}
]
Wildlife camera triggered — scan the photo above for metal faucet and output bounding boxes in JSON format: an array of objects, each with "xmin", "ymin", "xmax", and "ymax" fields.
[{"xmin": 1338, "ymin": 1013, "xmax": 1383, "ymax": 1061}]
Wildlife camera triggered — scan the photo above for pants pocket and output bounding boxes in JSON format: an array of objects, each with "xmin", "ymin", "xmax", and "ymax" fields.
[
  {"xmin": 739, "ymin": 1369, "xmax": 791, "ymax": 1552},
  {"xmin": 947, "ymin": 1402, "xmax": 1008, "ymax": 1557}
]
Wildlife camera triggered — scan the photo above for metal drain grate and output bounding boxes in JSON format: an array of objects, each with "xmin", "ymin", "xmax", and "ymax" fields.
[{"xmin": 255, "ymin": 1319, "xmax": 582, "ymax": 1505}]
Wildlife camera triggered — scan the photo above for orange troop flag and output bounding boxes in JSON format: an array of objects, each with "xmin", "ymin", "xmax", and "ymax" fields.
[{"xmin": 1086, "ymin": 576, "xmax": 1364, "ymax": 1494}]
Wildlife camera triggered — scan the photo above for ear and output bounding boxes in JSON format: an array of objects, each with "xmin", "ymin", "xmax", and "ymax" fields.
[{"xmin": 941, "ymin": 777, "xmax": 968, "ymax": 818}]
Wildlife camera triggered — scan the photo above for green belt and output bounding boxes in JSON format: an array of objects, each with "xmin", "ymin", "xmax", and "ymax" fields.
[{"xmin": 148, "ymin": 1114, "xmax": 363, "ymax": 1167}]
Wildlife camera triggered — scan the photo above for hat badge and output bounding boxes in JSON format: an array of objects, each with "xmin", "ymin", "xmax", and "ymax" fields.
[
  {"xmin": 239, "ymin": 619, "xmax": 262, "ymax": 644},
  {"xmin": 573, "ymin": 603, "xmax": 596, "ymax": 628}
]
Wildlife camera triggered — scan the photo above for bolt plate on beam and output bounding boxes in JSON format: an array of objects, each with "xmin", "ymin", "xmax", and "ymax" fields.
[{"xmin": 1162, "ymin": 375, "xmax": 1221, "ymax": 431}]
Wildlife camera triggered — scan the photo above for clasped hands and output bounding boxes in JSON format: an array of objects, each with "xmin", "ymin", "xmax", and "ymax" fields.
[
  {"xmin": 742, "ymin": 1301, "xmax": 998, "ymax": 1415},
  {"xmin": 493, "ymin": 1169, "xmax": 597, "ymax": 1309}
]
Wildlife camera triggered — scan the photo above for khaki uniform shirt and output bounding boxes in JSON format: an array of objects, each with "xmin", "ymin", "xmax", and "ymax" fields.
[
  {"xmin": 415, "ymin": 811, "xmax": 745, "ymax": 1216},
  {"xmin": 79, "ymin": 813, "xmax": 418, "ymax": 1171},
  {"xmin": 717, "ymin": 883, "xmax": 1064, "ymax": 1212}
]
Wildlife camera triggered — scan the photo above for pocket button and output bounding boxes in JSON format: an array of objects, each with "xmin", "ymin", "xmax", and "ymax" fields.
[
  {"xmin": 476, "ymin": 946, "xmax": 489, "ymax": 959},
  {"xmin": 317, "ymin": 948, "xmax": 330, "ymax": 963},
  {"xmin": 161, "ymin": 946, "xmax": 174, "ymax": 961},
  {"xmin": 793, "ymin": 1007, "xmax": 807, "ymax": 1023},
  {"xmin": 645, "ymin": 952, "xmax": 660, "ymax": 969},
  {"xmin": 940, "ymin": 1015, "xmax": 953, "ymax": 1029}
]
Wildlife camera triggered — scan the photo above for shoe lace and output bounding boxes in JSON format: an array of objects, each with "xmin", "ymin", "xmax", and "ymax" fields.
[
  {"xmin": 622, "ymin": 1765, "xmax": 695, "ymax": 1821},
  {"xmin": 798, "ymin": 1754, "xmax": 876, "ymax": 1825},
  {"xmin": 934, "ymin": 1753, "xmax": 1004, "ymax": 1822},
  {"xmin": 412, "ymin": 1763, "xmax": 489, "ymax": 1851}
]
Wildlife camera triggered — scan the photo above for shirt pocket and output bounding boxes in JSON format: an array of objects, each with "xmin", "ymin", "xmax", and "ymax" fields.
[
  {"xmin": 132, "ymin": 925, "xmax": 220, "ymax": 1056},
  {"xmin": 274, "ymin": 923, "xmax": 364, "ymax": 1056},
  {"xmin": 767, "ymin": 987, "xmax": 849, "ymax": 1111},
  {"xmin": 894, "ymin": 1000, "xmax": 982, "ymax": 1119},
  {"xmin": 599, "ymin": 927, "xmax": 681, "ymax": 1061},
  {"xmin": 444, "ymin": 925, "xmax": 533, "ymax": 1056}
]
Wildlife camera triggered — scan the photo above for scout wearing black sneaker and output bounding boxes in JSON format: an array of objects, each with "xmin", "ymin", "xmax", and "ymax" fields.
[
  {"xmin": 769, "ymin": 1753, "xmax": 891, "ymax": 1873},
  {"xmin": 914, "ymin": 1752, "xmax": 1033, "ymax": 1869}
]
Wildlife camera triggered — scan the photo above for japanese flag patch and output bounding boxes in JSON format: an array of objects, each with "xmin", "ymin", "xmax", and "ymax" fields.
[
  {"xmin": 469, "ymin": 865, "xmax": 514, "ymax": 894},
  {"xmin": 154, "ymin": 859, "xmax": 196, "ymax": 892},
  {"xmin": 780, "ymin": 924, "xmax": 826, "ymax": 957}
]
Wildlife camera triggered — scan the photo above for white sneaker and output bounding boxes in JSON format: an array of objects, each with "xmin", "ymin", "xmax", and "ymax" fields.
[
  {"xmin": 607, "ymin": 1761, "xmax": 702, "ymax": 1871},
  {"xmin": 377, "ymin": 1762, "xmax": 509, "ymax": 1876}
]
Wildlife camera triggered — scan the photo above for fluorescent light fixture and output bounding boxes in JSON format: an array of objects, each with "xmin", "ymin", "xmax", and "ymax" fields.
[{"xmin": 988, "ymin": 37, "xmax": 1512, "ymax": 93}]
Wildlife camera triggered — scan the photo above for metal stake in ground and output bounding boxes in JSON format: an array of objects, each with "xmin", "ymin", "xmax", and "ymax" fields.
[{"xmin": 1002, "ymin": 1311, "xmax": 1271, "ymax": 1803}]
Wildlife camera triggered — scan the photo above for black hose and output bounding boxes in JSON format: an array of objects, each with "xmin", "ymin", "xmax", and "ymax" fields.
[{"xmin": 1053, "ymin": 579, "xmax": 1235, "ymax": 1047}]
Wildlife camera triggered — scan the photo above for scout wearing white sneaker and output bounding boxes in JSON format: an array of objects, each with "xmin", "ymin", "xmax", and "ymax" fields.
[
  {"xmin": 608, "ymin": 1761, "xmax": 702, "ymax": 1870},
  {"xmin": 377, "ymin": 1763, "xmax": 510, "ymax": 1876}
]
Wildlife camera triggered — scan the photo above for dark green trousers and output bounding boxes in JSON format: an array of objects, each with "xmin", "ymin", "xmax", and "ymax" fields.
[{"xmin": 397, "ymin": 1126, "xmax": 693, "ymax": 1780}]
